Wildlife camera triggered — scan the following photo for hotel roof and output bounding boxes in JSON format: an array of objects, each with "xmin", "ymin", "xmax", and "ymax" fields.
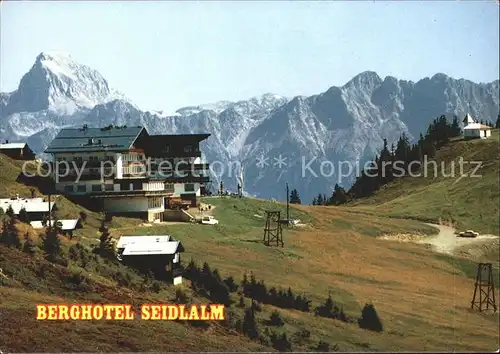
[
  {"xmin": 116, "ymin": 235, "xmax": 172, "ymax": 249},
  {"xmin": 0, "ymin": 197, "xmax": 54, "ymax": 214},
  {"xmin": 0, "ymin": 143, "xmax": 28, "ymax": 150},
  {"xmin": 30, "ymin": 219, "xmax": 80, "ymax": 230},
  {"xmin": 44, "ymin": 126, "xmax": 211, "ymax": 154},
  {"xmin": 121, "ymin": 240, "xmax": 185, "ymax": 256},
  {"xmin": 44, "ymin": 126, "xmax": 145, "ymax": 153}
]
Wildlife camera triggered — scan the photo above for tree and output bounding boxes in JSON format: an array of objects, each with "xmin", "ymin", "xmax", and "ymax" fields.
[
  {"xmin": 99, "ymin": 224, "xmax": 116, "ymax": 259},
  {"xmin": 358, "ymin": 303, "xmax": 383, "ymax": 332},
  {"xmin": 5, "ymin": 205, "xmax": 14, "ymax": 218},
  {"xmin": 329, "ymin": 184, "xmax": 348, "ymax": 205},
  {"xmin": 0, "ymin": 217, "xmax": 21, "ymax": 249},
  {"xmin": 450, "ymin": 115, "xmax": 461, "ymax": 137},
  {"xmin": 496, "ymin": 114, "xmax": 500, "ymax": 129},
  {"xmin": 289, "ymin": 189, "xmax": 301, "ymax": 204},
  {"xmin": 23, "ymin": 233, "xmax": 37, "ymax": 254},
  {"xmin": 242, "ymin": 307, "xmax": 259, "ymax": 339},
  {"xmin": 18, "ymin": 207, "xmax": 30, "ymax": 223},
  {"xmin": 43, "ymin": 225, "xmax": 61, "ymax": 261},
  {"xmin": 79, "ymin": 211, "xmax": 88, "ymax": 223},
  {"xmin": 316, "ymin": 194, "xmax": 324, "ymax": 206}
]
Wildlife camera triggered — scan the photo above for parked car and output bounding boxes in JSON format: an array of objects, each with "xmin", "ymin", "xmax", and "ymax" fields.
[
  {"xmin": 457, "ymin": 230, "xmax": 479, "ymax": 238},
  {"xmin": 201, "ymin": 216, "xmax": 219, "ymax": 225}
]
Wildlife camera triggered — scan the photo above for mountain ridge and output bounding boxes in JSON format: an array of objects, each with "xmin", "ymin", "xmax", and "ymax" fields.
[{"xmin": 1, "ymin": 52, "xmax": 498, "ymax": 202}]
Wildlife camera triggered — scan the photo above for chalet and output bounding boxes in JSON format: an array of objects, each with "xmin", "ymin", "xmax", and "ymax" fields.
[
  {"xmin": 30, "ymin": 219, "xmax": 82, "ymax": 237},
  {"xmin": 0, "ymin": 141, "xmax": 36, "ymax": 160},
  {"xmin": 0, "ymin": 196, "xmax": 54, "ymax": 220},
  {"xmin": 44, "ymin": 125, "xmax": 211, "ymax": 222},
  {"xmin": 462, "ymin": 114, "xmax": 492, "ymax": 139},
  {"xmin": 116, "ymin": 235, "xmax": 184, "ymax": 285}
]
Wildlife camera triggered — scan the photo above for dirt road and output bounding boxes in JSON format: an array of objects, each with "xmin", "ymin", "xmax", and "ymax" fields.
[{"xmin": 379, "ymin": 223, "xmax": 499, "ymax": 256}]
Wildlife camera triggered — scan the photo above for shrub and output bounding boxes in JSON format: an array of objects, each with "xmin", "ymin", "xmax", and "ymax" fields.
[
  {"xmin": 175, "ymin": 288, "xmax": 189, "ymax": 303},
  {"xmin": 23, "ymin": 233, "xmax": 37, "ymax": 255},
  {"xmin": 269, "ymin": 310, "xmax": 285, "ymax": 326},
  {"xmin": 268, "ymin": 330, "xmax": 292, "ymax": 352},
  {"xmin": 315, "ymin": 341, "xmax": 331, "ymax": 352},
  {"xmin": 224, "ymin": 276, "xmax": 238, "ymax": 292},
  {"xmin": 79, "ymin": 211, "xmax": 88, "ymax": 222},
  {"xmin": 292, "ymin": 329, "xmax": 310, "ymax": 345}
]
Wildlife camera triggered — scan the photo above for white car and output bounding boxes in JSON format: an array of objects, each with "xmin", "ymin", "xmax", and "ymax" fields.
[{"xmin": 201, "ymin": 216, "xmax": 219, "ymax": 225}]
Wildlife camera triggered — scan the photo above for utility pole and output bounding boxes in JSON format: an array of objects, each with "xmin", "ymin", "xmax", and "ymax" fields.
[
  {"xmin": 47, "ymin": 192, "xmax": 52, "ymax": 232},
  {"xmin": 286, "ymin": 182, "xmax": 289, "ymax": 221}
]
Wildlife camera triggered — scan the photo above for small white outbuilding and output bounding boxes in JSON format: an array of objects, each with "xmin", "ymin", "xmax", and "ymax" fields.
[{"xmin": 462, "ymin": 114, "xmax": 492, "ymax": 139}]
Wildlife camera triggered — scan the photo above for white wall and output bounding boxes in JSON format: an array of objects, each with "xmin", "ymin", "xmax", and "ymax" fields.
[
  {"xmin": 173, "ymin": 182, "xmax": 200, "ymax": 196},
  {"xmin": 116, "ymin": 153, "xmax": 123, "ymax": 179},
  {"xmin": 143, "ymin": 181, "xmax": 164, "ymax": 191},
  {"xmin": 464, "ymin": 129, "xmax": 481, "ymax": 138}
]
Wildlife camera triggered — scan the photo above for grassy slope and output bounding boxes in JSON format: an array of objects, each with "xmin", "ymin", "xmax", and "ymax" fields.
[
  {"xmin": 350, "ymin": 130, "xmax": 500, "ymax": 236},
  {"xmin": 0, "ymin": 153, "xmax": 499, "ymax": 352}
]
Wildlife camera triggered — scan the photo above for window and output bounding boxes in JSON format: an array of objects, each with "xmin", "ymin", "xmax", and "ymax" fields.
[
  {"xmin": 104, "ymin": 184, "xmax": 114, "ymax": 191},
  {"xmin": 120, "ymin": 182, "xmax": 130, "ymax": 191},
  {"xmin": 92, "ymin": 185, "xmax": 102, "ymax": 192},
  {"xmin": 132, "ymin": 181, "xmax": 142, "ymax": 190},
  {"xmin": 148, "ymin": 197, "xmax": 163, "ymax": 209},
  {"xmin": 77, "ymin": 185, "xmax": 86, "ymax": 193},
  {"xmin": 64, "ymin": 185, "xmax": 73, "ymax": 193},
  {"xmin": 165, "ymin": 183, "xmax": 174, "ymax": 192},
  {"xmin": 165, "ymin": 145, "xmax": 170, "ymax": 152},
  {"xmin": 183, "ymin": 145, "xmax": 192, "ymax": 153},
  {"xmin": 184, "ymin": 183, "xmax": 195, "ymax": 192},
  {"xmin": 89, "ymin": 156, "xmax": 99, "ymax": 162}
]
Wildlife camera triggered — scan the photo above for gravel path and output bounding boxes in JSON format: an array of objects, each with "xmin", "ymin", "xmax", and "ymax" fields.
[{"xmin": 379, "ymin": 223, "xmax": 499, "ymax": 255}]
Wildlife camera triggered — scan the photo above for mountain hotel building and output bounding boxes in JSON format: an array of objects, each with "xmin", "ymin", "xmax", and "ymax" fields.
[{"xmin": 45, "ymin": 125, "xmax": 210, "ymax": 222}]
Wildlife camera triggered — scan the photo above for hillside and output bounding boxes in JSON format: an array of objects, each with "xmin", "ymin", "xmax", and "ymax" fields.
[
  {"xmin": 350, "ymin": 130, "xmax": 500, "ymax": 236},
  {"xmin": 0, "ymin": 153, "xmax": 499, "ymax": 352}
]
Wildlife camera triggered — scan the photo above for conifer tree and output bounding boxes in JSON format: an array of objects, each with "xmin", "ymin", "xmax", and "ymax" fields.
[
  {"xmin": 242, "ymin": 307, "xmax": 259, "ymax": 339},
  {"xmin": 1, "ymin": 217, "xmax": 21, "ymax": 248},
  {"xmin": 358, "ymin": 303, "xmax": 383, "ymax": 332},
  {"xmin": 19, "ymin": 207, "xmax": 30, "ymax": 223},
  {"xmin": 43, "ymin": 223, "xmax": 61, "ymax": 261},
  {"xmin": 289, "ymin": 189, "xmax": 301, "ymax": 204},
  {"xmin": 5, "ymin": 205, "xmax": 14, "ymax": 218},
  {"xmin": 450, "ymin": 115, "xmax": 461, "ymax": 137},
  {"xmin": 99, "ymin": 224, "xmax": 116, "ymax": 259}
]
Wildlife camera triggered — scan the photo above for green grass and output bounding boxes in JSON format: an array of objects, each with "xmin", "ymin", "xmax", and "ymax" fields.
[
  {"xmin": 1, "ymin": 152, "xmax": 499, "ymax": 352},
  {"xmin": 434, "ymin": 253, "xmax": 500, "ymax": 282},
  {"xmin": 351, "ymin": 130, "xmax": 500, "ymax": 235}
]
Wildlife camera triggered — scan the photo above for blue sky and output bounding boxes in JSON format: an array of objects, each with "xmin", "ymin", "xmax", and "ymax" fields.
[{"xmin": 1, "ymin": 1, "xmax": 499, "ymax": 113}]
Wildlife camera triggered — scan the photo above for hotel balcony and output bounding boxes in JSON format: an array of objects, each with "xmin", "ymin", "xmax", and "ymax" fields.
[
  {"xmin": 55, "ymin": 169, "xmax": 115, "ymax": 182},
  {"xmin": 88, "ymin": 189, "xmax": 174, "ymax": 198}
]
